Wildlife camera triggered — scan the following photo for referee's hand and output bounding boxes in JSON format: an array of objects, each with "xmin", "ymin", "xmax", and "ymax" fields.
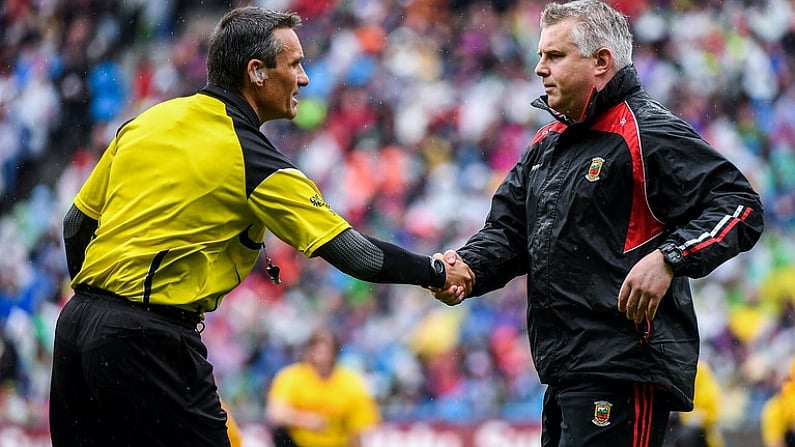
[{"xmin": 429, "ymin": 250, "xmax": 474, "ymax": 306}]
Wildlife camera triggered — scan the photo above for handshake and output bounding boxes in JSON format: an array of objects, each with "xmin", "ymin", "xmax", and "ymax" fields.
[{"xmin": 430, "ymin": 250, "xmax": 475, "ymax": 306}]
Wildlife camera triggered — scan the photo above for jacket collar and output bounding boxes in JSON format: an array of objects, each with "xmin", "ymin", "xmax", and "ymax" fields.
[
  {"xmin": 532, "ymin": 65, "xmax": 643, "ymax": 126},
  {"xmin": 200, "ymin": 84, "xmax": 261, "ymax": 128}
]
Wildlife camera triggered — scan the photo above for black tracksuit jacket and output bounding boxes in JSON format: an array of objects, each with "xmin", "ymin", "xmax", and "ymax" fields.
[{"xmin": 457, "ymin": 66, "xmax": 764, "ymax": 411}]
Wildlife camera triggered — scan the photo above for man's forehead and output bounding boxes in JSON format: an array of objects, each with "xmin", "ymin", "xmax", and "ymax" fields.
[
  {"xmin": 274, "ymin": 28, "xmax": 303, "ymax": 56},
  {"xmin": 278, "ymin": 44, "xmax": 304, "ymax": 61},
  {"xmin": 538, "ymin": 23, "xmax": 575, "ymax": 50}
]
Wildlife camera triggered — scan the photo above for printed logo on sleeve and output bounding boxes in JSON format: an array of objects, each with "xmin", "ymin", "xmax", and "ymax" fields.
[{"xmin": 309, "ymin": 194, "xmax": 337, "ymax": 215}]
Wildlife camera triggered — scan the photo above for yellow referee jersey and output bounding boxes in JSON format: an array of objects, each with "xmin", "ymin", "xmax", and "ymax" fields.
[{"xmin": 72, "ymin": 85, "xmax": 350, "ymax": 312}]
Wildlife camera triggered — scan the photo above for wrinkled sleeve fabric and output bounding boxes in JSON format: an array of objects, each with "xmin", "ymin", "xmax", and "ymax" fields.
[
  {"xmin": 643, "ymin": 120, "xmax": 764, "ymax": 278},
  {"xmin": 248, "ymin": 168, "xmax": 351, "ymax": 257},
  {"xmin": 458, "ymin": 151, "xmax": 532, "ymax": 297},
  {"xmin": 249, "ymin": 169, "xmax": 442, "ymax": 288}
]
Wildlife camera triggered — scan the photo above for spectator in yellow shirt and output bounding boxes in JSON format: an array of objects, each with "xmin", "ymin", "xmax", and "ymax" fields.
[
  {"xmin": 266, "ymin": 327, "xmax": 381, "ymax": 447},
  {"xmin": 221, "ymin": 399, "xmax": 243, "ymax": 447},
  {"xmin": 667, "ymin": 360, "xmax": 724, "ymax": 447},
  {"xmin": 761, "ymin": 358, "xmax": 795, "ymax": 447}
]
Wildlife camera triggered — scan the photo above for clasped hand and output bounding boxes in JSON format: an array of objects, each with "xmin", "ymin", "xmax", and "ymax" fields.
[{"xmin": 429, "ymin": 250, "xmax": 474, "ymax": 306}]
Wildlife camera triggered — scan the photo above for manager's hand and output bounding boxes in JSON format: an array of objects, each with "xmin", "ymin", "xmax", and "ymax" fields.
[
  {"xmin": 617, "ymin": 249, "xmax": 674, "ymax": 323},
  {"xmin": 430, "ymin": 250, "xmax": 474, "ymax": 306}
]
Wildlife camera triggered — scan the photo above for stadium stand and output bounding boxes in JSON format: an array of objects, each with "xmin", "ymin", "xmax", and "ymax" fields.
[{"xmin": 1, "ymin": 0, "xmax": 794, "ymax": 444}]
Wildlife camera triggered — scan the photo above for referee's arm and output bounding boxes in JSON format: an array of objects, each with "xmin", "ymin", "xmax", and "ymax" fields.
[
  {"xmin": 63, "ymin": 204, "xmax": 98, "ymax": 280},
  {"xmin": 314, "ymin": 229, "xmax": 445, "ymax": 289},
  {"xmin": 63, "ymin": 204, "xmax": 449, "ymax": 290}
]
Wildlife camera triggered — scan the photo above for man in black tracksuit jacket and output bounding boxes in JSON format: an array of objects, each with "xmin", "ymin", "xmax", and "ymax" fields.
[{"xmin": 432, "ymin": 1, "xmax": 764, "ymax": 446}]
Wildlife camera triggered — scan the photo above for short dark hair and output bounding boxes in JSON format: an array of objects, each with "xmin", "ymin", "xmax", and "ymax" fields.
[
  {"xmin": 303, "ymin": 327, "xmax": 340, "ymax": 360},
  {"xmin": 207, "ymin": 7, "xmax": 302, "ymax": 91}
]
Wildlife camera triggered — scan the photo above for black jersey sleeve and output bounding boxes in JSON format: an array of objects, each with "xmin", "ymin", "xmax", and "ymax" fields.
[
  {"xmin": 315, "ymin": 229, "xmax": 444, "ymax": 288},
  {"xmin": 63, "ymin": 203, "xmax": 98, "ymax": 279}
]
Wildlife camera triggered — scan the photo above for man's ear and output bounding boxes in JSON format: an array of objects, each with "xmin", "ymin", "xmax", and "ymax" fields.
[
  {"xmin": 594, "ymin": 47, "xmax": 613, "ymax": 75},
  {"xmin": 248, "ymin": 60, "xmax": 268, "ymax": 83}
]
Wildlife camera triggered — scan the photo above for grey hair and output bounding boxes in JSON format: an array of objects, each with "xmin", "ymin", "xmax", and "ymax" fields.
[
  {"xmin": 541, "ymin": 0, "xmax": 633, "ymax": 69},
  {"xmin": 207, "ymin": 7, "xmax": 302, "ymax": 91}
]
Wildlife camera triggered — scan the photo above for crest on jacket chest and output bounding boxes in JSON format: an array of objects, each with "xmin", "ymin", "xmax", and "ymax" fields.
[{"xmin": 585, "ymin": 157, "xmax": 605, "ymax": 182}]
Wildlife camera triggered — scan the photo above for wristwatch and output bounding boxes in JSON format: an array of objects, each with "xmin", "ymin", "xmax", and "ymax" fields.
[
  {"xmin": 429, "ymin": 257, "xmax": 446, "ymax": 287},
  {"xmin": 659, "ymin": 242, "xmax": 684, "ymax": 272}
]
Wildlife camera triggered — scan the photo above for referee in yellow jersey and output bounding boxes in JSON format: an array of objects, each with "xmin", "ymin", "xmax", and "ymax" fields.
[{"xmin": 49, "ymin": 6, "xmax": 474, "ymax": 447}]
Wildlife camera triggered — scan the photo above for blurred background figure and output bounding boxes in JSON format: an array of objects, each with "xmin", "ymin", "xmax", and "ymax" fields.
[
  {"xmin": 761, "ymin": 358, "xmax": 795, "ymax": 447},
  {"xmin": 666, "ymin": 360, "xmax": 725, "ymax": 447},
  {"xmin": 221, "ymin": 399, "xmax": 243, "ymax": 447},
  {"xmin": 266, "ymin": 326, "xmax": 381, "ymax": 447}
]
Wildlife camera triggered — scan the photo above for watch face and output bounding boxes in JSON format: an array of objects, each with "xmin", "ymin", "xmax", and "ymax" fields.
[
  {"xmin": 432, "ymin": 258, "xmax": 445, "ymax": 275},
  {"xmin": 662, "ymin": 244, "xmax": 683, "ymax": 266}
]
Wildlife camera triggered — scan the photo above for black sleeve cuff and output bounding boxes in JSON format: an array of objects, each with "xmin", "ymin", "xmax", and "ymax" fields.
[{"xmin": 365, "ymin": 236, "xmax": 443, "ymax": 288}]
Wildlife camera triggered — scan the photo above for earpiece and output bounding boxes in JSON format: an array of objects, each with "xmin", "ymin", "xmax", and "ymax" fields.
[{"xmin": 250, "ymin": 68, "xmax": 267, "ymax": 83}]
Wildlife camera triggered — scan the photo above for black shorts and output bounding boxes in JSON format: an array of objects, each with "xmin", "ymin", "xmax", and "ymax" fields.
[
  {"xmin": 49, "ymin": 288, "xmax": 230, "ymax": 447},
  {"xmin": 541, "ymin": 381, "xmax": 672, "ymax": 447}
]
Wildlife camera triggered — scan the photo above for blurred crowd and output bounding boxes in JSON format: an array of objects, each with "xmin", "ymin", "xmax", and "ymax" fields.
[{"xmin": 1, "ymin": 0, "xmax": 794, "ymax": 436}]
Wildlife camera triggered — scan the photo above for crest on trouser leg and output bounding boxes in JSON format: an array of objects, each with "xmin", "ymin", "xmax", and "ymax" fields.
[{"xmin": 592, "ymin": 400, "xmax": 613, "ymax": 427}]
